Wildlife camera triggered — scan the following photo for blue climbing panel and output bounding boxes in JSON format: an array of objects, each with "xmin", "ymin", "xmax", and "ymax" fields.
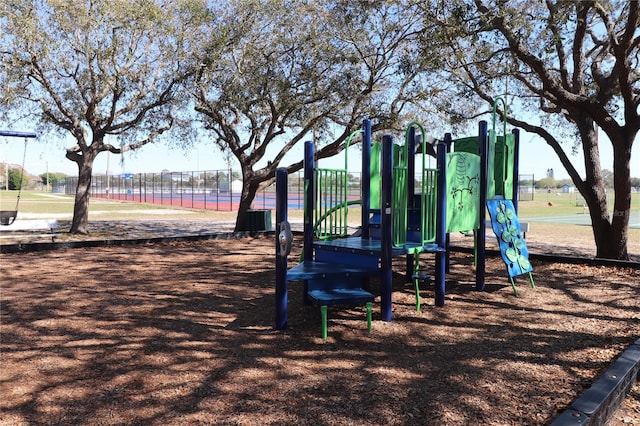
[{"xmin": 486, "ymin": 199, "xmax": 532, "ymax": 278}]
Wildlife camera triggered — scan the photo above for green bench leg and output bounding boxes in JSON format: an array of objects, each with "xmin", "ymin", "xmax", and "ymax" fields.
[
  {"xmin": 321, "ymin": 305, "xmax": 328, "ymax": 340},
  {"xmin": 366, "ymin": 302, "xmax": 372, "ymax": 332}
]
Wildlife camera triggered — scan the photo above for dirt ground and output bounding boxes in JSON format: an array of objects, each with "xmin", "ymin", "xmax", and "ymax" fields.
[{"xmin": 1, "ymin": 235, "xmax": 639, "ymax": 425}]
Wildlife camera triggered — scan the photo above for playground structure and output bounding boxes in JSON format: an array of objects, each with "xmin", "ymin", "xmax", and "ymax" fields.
[{"xmin": 275, "ymin": 104, "xmax": 534, "ymax": 338}]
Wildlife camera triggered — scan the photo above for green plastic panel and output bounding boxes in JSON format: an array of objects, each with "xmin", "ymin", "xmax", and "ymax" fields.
[
  {"xmin": 454, "ymin": 134, "xmax": 495, "ymax": 200},
  {"xmin": 487, "ymin": 130, "xmax": 497, "ymax": 200},
  {"xmin": 453, "ymin": 136, "xmax": 478, "ymax": 154},
  {"xmin": 370, "ymin": 142, "xmax": 381, "ymax": 210},
  {"xmin": 494, "ymin": 134, "xmax": 515, "ymax": 199},
  {"xmin": 446, "ymin": 152, "xmax": 481, "ymax": 233},
  {"xmin": 392, "ymin": 164, "xmax": 408, "ymax": 247},
  {"xmin": 420, "ymin": 168, "xmax": 438, "ymax": 243},
  {"xmin": 392, "ymin": 142, "xmax": 408, "ymax": 247}
]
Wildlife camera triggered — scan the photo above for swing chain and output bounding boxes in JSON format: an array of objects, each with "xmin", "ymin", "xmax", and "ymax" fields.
[{"xmin": 13, "ymin": 138, "xmax": 29, "ymax": 212}]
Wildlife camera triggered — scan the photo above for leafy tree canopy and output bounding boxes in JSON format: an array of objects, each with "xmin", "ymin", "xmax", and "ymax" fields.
[
  {"xmin": 417, "ymin": 0, "xmax": 639, "ymax": 259},
  {"xmin": 190, "ymin": 0, "xmax": 438, "ymax": 231},
  {"xmin": 1, "ymin": 0, "xmax": 208, "ymax": 233}
]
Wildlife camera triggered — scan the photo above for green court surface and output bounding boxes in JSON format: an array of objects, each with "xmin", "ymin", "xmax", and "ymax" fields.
[{"xmin": 521, "ymin": 210, "xmax": 640, "ymax": 229}]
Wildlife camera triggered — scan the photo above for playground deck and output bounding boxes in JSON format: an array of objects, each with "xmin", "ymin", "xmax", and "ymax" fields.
[{"xmin": 314, "ymin": 236, "xmax": 445, "ymax": 257}]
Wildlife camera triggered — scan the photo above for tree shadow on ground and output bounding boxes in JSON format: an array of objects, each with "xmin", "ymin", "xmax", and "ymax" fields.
[{"xmin": 1, "ymin": 237, "xmax": 638, "ymax": 425}]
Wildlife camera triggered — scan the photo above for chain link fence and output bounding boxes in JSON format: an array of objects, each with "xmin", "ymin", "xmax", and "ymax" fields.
[
  {"xmin": 65, "ymin": 170, "xmax": 362, "ymax": 211},
  {"xmin": 518, "ymin": 174, "xmax": 535, "ymax": 202}
]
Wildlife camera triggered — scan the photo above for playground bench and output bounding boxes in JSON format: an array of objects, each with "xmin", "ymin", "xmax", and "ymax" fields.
[
  {"xmin": 0, "ymin": 219, "xmax": 61, "ymax": 242},
  {"xmin": 495, "ymin": 220, "xmax": 529, "ymax": 238},
  {"xmin": 477, "ymin": 219, "xmax": 530, "ymax": 239}
]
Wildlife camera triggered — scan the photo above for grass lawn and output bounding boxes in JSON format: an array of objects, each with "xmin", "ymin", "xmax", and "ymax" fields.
[
  {"xmin": 0, "ymin": 191, "xmax": 238, "ymax": 221},
  {"xmin": 3, "ymin": 189, "xmax": 637, "ymax": 217},
  {"xmin": 1, "ymin": 189, "xmax": 638, "ymax": 257}
]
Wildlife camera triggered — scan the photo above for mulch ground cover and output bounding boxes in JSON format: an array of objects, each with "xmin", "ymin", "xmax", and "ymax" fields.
[{"xmin": 1, "ymin": 236, "xmax": 639, "ymax": 425}]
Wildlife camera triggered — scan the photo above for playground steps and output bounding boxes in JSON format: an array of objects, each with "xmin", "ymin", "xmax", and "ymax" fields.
[
  {"xmin": 287, "ymin": 259, "xmax": 377, "ymax": 339},
  {"xmin": 404, "ymin": 242, "xmax": 446, "ymax": 255},
  {"xmin": 287, "ymin": 260, "xmax": 379, "ymax": 281},
  {"xmin": 311, "ymin": 236, "xmax": 445, "ymax": 316}
]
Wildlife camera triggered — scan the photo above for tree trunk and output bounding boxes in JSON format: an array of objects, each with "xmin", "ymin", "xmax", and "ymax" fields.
[
  {"xmin": 69, "ymin": 151, "xmax": 97, "ymax": 234},
  {"xmin": 233, "ymin": 178, "xmax": 260, "ymax": 233},
  {"xmin": 576, "ymin": 119, "xmax": 631, "ymax": 260},
  {"xmin": 591, "ymin": 142, "xmax": 632, "ymax": 260}
]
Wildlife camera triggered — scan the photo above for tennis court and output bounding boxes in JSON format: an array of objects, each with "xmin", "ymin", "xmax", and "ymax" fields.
[{"xmin": 522, "ymin": 210, "xmax": 640, "ymax": 229}]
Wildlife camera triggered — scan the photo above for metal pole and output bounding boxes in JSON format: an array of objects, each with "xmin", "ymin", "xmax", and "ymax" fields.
[
  {"xmin": 106, "ymin": 153, "xmax": 110, "ymax": 199},
  {"xmin": 361, "ymin": 119, "xmax": 371, "ymax": 238},
  {"xmin": 0, "ymin": 131, "xmax": 36, "ymax": 138},
  {"xmin": 435, "ymin": 137, "xmax": 448, "ymax": 307},
  {"xmin": 477, "ymin": 120, "xmax": 489, "ymax": 291},
  {"xmin": 303, "ymin": 141, "xmax": 315, "ymax": 305},
  {"xmin": 444, "ymin": 134, "xmax": 452, "ymax": 274},
  {"xmin": 407, "ymin": 125, "xmax": 416, "ymax": 203},
  {"xmin": 381, "ymin": 134, "xmax": 393, "ymax": 321},
  {"xmin": 512, "ymin": 128, "xmax": 520, "ymax": 212},
  {"xmin": 275, "ymin": 168, "xmax": 288, "ymax": 330}
]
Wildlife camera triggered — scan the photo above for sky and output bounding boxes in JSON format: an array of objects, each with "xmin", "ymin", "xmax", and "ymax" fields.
[{"xmin": 1, "ymin": 125, "xmax": 639, "ymax": 182}]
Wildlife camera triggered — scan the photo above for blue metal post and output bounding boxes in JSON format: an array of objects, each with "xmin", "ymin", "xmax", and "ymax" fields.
[
  {"xmin": 407, "ymin": 125, "xmax": 416, "ymax": 203},
  {"xmin": 303, "ymin": 141, "xmax": 315, "ymax": 304},
  {"xmin": 512, "ymin": 128, "xmax": 520, "ymax": 212},
  {"xmin": 444, "ymin": 133, "xmax": 453, "ymax": 274},
  {"xmin": 303, "ymin": 141, "xmax": 315, "ymax": 261},
  {"xmin": 434, "ymin": 139, "xmax": 447, "ymax": 307},
  {"xmin": 477, "ymin": 121, "xmax": 488, "ymax": 291},
  {"xmin": 274, "ymin": 168, "xmax": 288, "ymax": 330},
  {"xmin": 380, "ymin": 135, "xmax": 394, "ymax": 321},
  {"xmin": 0, "ymin": 130, "xmax": 37, "ymax": 138},
  {"xmin": 362, "ymin": 119, "xmax": 372, "ymax": 239}
]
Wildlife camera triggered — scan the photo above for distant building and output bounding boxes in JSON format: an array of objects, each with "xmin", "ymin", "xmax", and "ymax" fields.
[
  {"xmin": 561, "ymin": 184, "xmax": 576, "ymax": 193},
  {"xmin": 218, "ymin": 179, "xmax": 243, "ymax": 193}
]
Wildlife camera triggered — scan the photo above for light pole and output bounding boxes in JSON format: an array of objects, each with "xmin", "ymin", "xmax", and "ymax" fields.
[
  {"xmin": 106, "ymin": 152, "xmax": 110, "ymax": 199},
  {"xmin": 4, "ymin": 140, "xmax": 7, "ymax": 191}
]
